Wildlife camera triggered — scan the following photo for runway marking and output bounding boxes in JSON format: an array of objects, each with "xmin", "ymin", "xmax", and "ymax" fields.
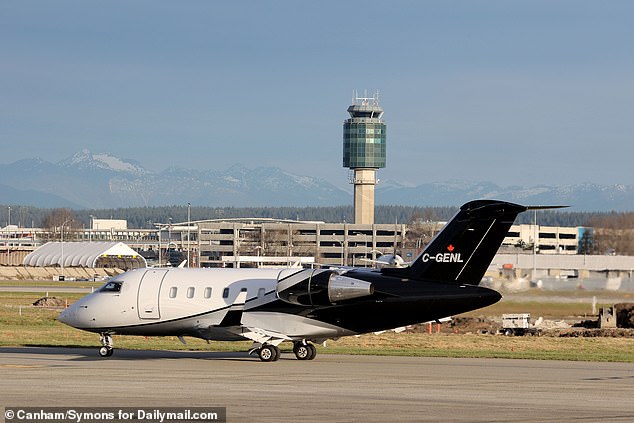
[{"xmin": 0, "ymin": 364, "xmax": 43, "ymax": 368}]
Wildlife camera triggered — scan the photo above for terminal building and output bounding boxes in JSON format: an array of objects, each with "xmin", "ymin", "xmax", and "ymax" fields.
[
  {"xmin": 2, "ymin": 219, "xmax": 584, "ymax": 269},
  {"xmin": 166, "ymin": 219, "xmax": 582, "ymax": 268}
]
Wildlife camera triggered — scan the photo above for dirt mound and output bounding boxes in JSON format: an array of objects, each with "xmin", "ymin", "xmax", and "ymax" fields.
[
  {"xmin": 450, "ymin": 317, "xmax": 500, "ymax": 333},
  {"xmin": 32, "ymin": 297, "xmax": 67, "ymax": 307},
  {"xmin": 558, "ymin": 328, "xmax": 634, "ymax": 338}
]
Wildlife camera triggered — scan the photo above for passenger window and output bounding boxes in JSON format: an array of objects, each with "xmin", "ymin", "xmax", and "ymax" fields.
[
  {"xmin": 204, "ymin": 287, "xmax": 212, "ymax": 299},
  {"xmin": 169, "ymin": 287, "xmax": 178, "ymax": 298},
  {"xmin": 222, "ymin": 287, "xmax": 230, "ymax": 298},
  {"xmin": 258, "ymin": 288, "xmax": 265, "ymax": 298},
  {"xmin": 187, "ymin": 287, "xmax": 195, "ymax": 299}
]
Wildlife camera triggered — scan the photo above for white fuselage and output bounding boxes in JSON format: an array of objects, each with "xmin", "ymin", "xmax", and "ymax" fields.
[{"xmin": 59, "ymin": 267, "xmax": 354, "ymax": 341}]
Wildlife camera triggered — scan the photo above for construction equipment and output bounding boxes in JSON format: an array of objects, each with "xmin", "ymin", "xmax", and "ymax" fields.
[{"xmin": 500, "ymin": 313, "xmax": 543, "ymax": 336}]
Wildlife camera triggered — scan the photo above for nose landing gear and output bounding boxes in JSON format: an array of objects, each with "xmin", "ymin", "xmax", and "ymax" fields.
[{"xmin": 98, "ymin": 333, "xmax": 114, "ymax": 357}]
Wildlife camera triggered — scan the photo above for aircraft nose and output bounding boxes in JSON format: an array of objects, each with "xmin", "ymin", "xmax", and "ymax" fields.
[
  {"xmin": 58, "ymin": 306, "xmax": 77, "ymax": 327},
  {"xmin": 58, "ymin": 303, "xmax": 83, "ymax": 328}
]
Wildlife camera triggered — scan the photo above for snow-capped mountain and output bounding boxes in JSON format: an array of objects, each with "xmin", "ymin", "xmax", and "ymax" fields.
[
  {"xmin": 0, "ymin": 151, "xmax": 350, "ymax": 208},
  {"xmin": 1, "ymin": 150, "xmax": 634, "ymax": 210},
  {"xmin": 375, "ymin": 180, "xmax": 634, "ymax": 211},
  {"xmin": 58, "ymin": 149, "xmax": 147, "ymax": 176}
]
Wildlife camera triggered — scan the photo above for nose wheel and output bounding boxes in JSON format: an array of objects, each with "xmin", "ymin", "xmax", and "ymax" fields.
[
  {"xmin": 98, "ymin": 333, "xmax": 114, "ymax": 357},
  {"xmin": 99, "ymin": 346, "xmax": 114, "ymax": 357}
]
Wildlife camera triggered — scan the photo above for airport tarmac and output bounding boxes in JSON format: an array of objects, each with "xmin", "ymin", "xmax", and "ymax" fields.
[{"xmin": 1, "ymin": 347, "xmax": 633, "ymax": 422}]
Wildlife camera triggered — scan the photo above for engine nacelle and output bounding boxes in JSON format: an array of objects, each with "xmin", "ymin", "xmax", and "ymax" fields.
[{"xmin": 276, "ymin": 269, "xmax": 374, "ymax": 306}]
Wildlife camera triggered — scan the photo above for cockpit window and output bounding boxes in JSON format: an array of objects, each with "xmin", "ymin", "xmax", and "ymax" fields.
[{"xmin": 100, "ymin": 281, "xmax": 122, "ymax": 292}]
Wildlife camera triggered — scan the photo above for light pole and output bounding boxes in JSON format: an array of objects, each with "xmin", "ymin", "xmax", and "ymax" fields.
[
  {"xmin": 187, "ymin": 203, "xmax": 191, "ymax": 268},
  {"xmin": 354, "ymin": 232, "xmax": 368, "ymax": 267},
  {"xmin": 157, "ymin": 224, "xmax": 162, "ymax": 267},
  {"xmin": 166, "ymin": 218, "xmax": 173, "ymax": 267},
  {"xmin": 532, "ymin": 209, "xmax": 538, "ymax": 283},
  {"xmin": 60, "ymin": 218, "xmax": 73, "ymax": 278},
  {"xmin": 255, "ymin": 245, "xmax": 263, "ymax": 268},
  {"xmin": 89, "ymin": 215, "xmax": 94, "ymax": 242},
  {"xmin": 6, "ymin": 207, "xmax": 10, "ymax": 265},
  {"xmin": 333, "ymin": 234, "xmax": 344, "ymax": 266}
]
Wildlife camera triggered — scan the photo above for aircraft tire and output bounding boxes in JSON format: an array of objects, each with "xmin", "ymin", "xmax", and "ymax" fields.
[
  {"xmin": 99, "ymin": 347, "xmax": 113, "ymax": 358},
  {"xmin": 293, "ymin": 343, "xmax": 311, "ymax": 360},
  {"xmin": 293, "ymin": 342, "xmax": 317, "ymax": 360},
  {"xmin": 272, "ymin": 345, "xmax": 281, "ymax": 361},
  {"xmin": 306, "ymin": 343, "xmax": 317, "ymax": 360},
  {"xmin": 258, "ymin": 345, "xmax": 277, "ymax": 362}
]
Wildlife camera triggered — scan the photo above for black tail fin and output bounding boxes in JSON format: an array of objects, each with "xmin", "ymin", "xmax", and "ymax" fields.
[{"xmin": 383, "ymin": 200, "xmax": 527, "ymax": 284}]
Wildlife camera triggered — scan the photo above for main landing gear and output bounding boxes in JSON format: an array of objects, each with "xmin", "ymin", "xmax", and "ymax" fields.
[
  {"xmin": 98, "ymin": 333, "xmax": 114, "ymax": 357},
  {"xmin": 256, "ymin": 344, "xmax": 281, "ymax": 362},
  {"xmin": 250, "ymin": 340, "xmax": 317, "ymax": 362},
  {"xmin": 293, "ymin": 341, "xmax": 316, "ymax": 361}
]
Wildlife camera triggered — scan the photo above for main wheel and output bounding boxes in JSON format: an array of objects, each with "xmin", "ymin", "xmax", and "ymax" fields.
[
  {"xmin": 306, "ymin": 343, "xmax": 317, "ymax": 360},
  {"xmin": 293, "ymin": 343, "xmax": 311, "ymax": 360},
  {"xmin": 258, "ymin": 345, "xmax": 277, "ymax": 362},
  {"xmin": 271, "ymin": 345, "xmax": 281, "ymax": 361},
  {"xmin": 293, "ymin": 342, "xmax": 317, "ymax": 360}
]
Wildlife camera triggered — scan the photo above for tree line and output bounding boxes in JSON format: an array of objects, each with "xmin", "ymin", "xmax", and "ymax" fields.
[
  {"xmin": 585, "ymin": 213, "xmax": 634, "ymax": 255},
  {"xmin": 0, "ymin": 203, "xmax": 617, "ymax": 229}
]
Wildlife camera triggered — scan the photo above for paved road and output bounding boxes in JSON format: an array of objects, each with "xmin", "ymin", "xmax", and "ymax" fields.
[{"xmin": 1, "ymin": 347, "xmax": 633, "ymax": 422}]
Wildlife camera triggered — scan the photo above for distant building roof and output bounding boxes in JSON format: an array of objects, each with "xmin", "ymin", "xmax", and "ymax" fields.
[
  {"xmin": 23, "ymin": 242, "xmax": 146, "ymax": 269},
  {"xmin": 93, "ymin": 219, "xmax": 128, "ymax": 230}
]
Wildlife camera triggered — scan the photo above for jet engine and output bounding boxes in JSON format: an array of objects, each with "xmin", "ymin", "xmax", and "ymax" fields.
[{"xmin": 276, "ymin": 269, "xmax": 374, "ymax": 306}]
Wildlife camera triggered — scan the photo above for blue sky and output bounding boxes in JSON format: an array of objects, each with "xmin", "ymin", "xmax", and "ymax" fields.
[{"xmin": 1, "ymin": 1, "xmax": 633, "ymax": 188}]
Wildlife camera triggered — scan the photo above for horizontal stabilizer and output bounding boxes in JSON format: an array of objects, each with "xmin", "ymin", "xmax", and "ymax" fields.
[{"xmin": 525, "ymin": 205, "xmax": 569, "ymax": 210}]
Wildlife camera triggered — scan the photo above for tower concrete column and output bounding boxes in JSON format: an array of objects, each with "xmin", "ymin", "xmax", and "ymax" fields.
[{"xmin": 353, "ymin": 169, "xmax": 377, "ymax": 224}]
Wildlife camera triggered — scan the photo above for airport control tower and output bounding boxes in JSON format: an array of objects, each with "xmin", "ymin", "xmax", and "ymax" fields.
[{"xmin": 343, "ymin": 91, "xmax": 386, "ymax": 224}]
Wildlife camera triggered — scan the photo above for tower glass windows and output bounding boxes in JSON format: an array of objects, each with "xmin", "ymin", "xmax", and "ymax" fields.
[{"xmin": 343, "ymin": 122, "xmax": 386, "ymax": 168}]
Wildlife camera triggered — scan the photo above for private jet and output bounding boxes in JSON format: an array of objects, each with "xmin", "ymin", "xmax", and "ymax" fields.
[{"xmin": 59, "ymin": 200, "xmax": 549, "ymax": 361}]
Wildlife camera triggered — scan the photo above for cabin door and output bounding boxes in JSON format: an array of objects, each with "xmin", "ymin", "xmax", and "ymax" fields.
[{"xmin": 137, "ymin": 269, "xmax": 167, "ymax": 319}]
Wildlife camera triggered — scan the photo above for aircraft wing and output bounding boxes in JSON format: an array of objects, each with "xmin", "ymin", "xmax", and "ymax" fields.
[{"xmin": 218, "ymin": 295, "xmax": 292, "ymax": 346}]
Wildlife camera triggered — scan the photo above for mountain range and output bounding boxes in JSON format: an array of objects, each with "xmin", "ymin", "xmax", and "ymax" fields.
[{"xmin": 0, "ymin": 150, "xmax": 633, "ymax": 211}]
